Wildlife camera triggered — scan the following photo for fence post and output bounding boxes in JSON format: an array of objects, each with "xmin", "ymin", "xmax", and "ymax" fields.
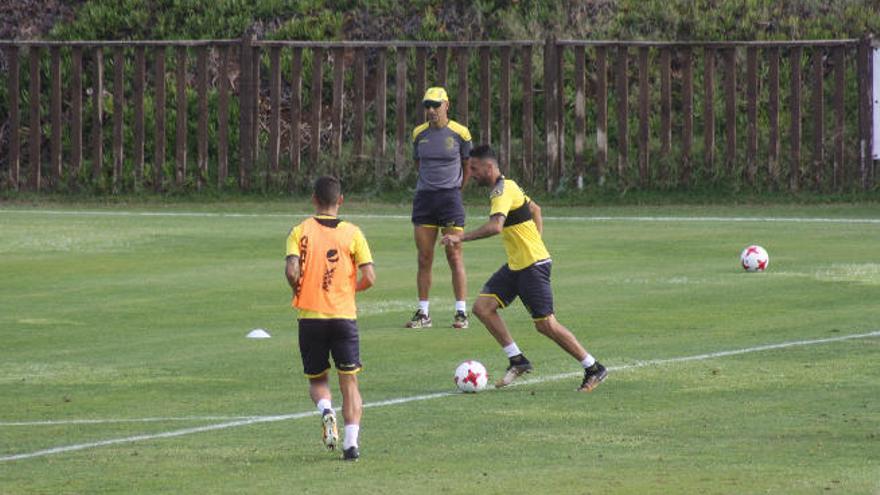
[
  {"xmin": 394, "ymin": 46, "xmax": 407, "ymax": 178},
  {"xmin": 218, "ymin": 45, "xmax": 230, "ymax": 188},
  {"xmin": 113, "ymin": 46, "xmax": 124, "ymax": 193},
  {"xmin": 310, "ymin": 46, "xmax": 323, "ymax": 171},
  {"xmin": 746, "ymin": 47, "xmax": 758, "ymax": 185},
  {"xmin": 268, "ymin": 46, "xmax": 281, "ymax": 182},
  {"xmin": 331, "ymin": 47, "xmax": 345, "ymax": 164},
  {"xmin": 595, "ymin": 45, "xmax": 607, "ymax": 186},
  {"xmin": 703, "ymin": 47, "xmax": 715, "ymax": 176},
  {"xmin": 455, "ymin": 48, "xmax": 469, "ymax": 128},
  {"xmin": 767, "ymin": 47, "xmax": 780, "ymax": 185},
  {"xmin": 615, "ymin": 45, "xmax": 629, "ymax": 185},
  {"xmin": 154, "ymin": 46, "xmax": 166, "ymax": 191},
  {"xmin": 196, "ymin": 45, "xmax": 208, "ymax": 191},
  {"xmin": 544, "ymin": 36, "xmax": 559, "ymax": 191},
  {"xmin": 521, "ymin": 45, "xmax": 534, "ymax": 186},
  {"xmin": 681, "ymin": 47, "xmax": 693, "ymax": 187},
  {"xmin": 811, "ymin": 48, "xmax": 824, "ymax": 189},
  {"xmin": 50, "ymin": 46, "xmax": 62, "ymax": 188},
  {"xmin": 499, "ymin": 45, "xmax": 511, "ymax": 176},
  {"xmin": 724, "ymin": 48, "xmax": 737, "ymax": 177},
  {"xmin": 374, "ymin": 48, "xmax": 387, "ymax": 167},
  {"xmin": 29, "ymin": 46, "xmax": 41, "ymax": 191},
  {"xmin": 790, "ymin": 46, "xmax": 802, "ymax": 192},
  {"xmin": 857, "ymin": 35, "xmax": 874, "ymax": 189},
  {"xmin": 479, "ymin": 46, "xmax": 491, "ymax": 145},
  {"xmin": 832, "ymin": 46, "xmax": 845, "ymax": 190},
  {"xmin": 133, "ymin": 46, "xmax": 146, "ymax": 188},
  {"xmin": 92, "ymin": 47, "xmax": 104, "ymax": 185},
  {"xmin": 573, "ymin": 45, "xmax": 586, "ymax": 189},
  {"xmin": 353, "ymin": 48, "xmax": 365, "ymax": 158},
  {"xmin": 659, "ymin": 47, "xmax": 671, "ymax": 171},
  {"xmin": 6, "ymin": 47, "xmax": 20, "ymax": 190},
  {"xmin": 288, "ymin": 47, "xmax": 302, "ymax": 187},
  {"xmin": 239, "ymin": 34, "xmax": 254, "ymax": 190},
  {"xmin": 71, "ymin": 46, "xmax": 82, "ymax": 183},
  {"xmin": 638, "ymin": 46, "xmax": 649, "ymax": 187}
]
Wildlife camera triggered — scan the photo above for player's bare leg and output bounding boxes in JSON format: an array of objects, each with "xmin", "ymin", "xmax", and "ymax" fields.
[
  {"xmin": 533, "ymin": 315, "xmax": 607, "ymax": 392},
  {"xmin": 473, "ymin": 296, "xmax": 533, "ymax": 387},
  {"xmin": 473, "ymin": 296, "xmax": 513, "ymax": 346},
  {"xmin": 338, "ymin": 373, "xmax": 363, "ymax": 460},
  {"xmin": 308, "ymin": 375, "xmax": 338, "ymax": 450},
  {"xmin": 407, "ymin": 225, "xmax": 438, "ymax": 328},
  {"xmin": 442, "ymin": 226, "xmax": 469, "ymax": 328},
  {"xmin": 533, "ymin": 315, "xmax": 589, "ymax": 361}
]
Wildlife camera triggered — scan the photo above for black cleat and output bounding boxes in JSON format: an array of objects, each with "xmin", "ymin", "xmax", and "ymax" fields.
[
  {"xmin": 452, "ymin": 310, "xmax": 469, "ymax": 329},
  {"xmin": 405, "ymin": 309, "xmax": 432, "ymax": 329},
  {"xmin": 342, "ymin": 446, "xmax": 360, "ymax": 461},
  {"xmin": 578, "ymin": 362, "xmax": 608, "ymax": 392},
  {"xmin": 495, "ymin": 354, "xmax": 533, "ymax": 388}
]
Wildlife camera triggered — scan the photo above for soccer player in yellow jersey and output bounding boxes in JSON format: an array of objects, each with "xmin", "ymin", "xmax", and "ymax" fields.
[
  {"xmin": 441, "ymin": 145, "xmax": 607, "ymax": 392},
  {"xmin": 285, "ymin": 176, "xmax": 376, "ymax": 461}
]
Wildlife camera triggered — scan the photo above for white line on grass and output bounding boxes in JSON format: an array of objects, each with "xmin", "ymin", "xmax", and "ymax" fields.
[
  {"xmin": 1, "ymin": 330, "xmax": 877, "ymax": 463},
  {"xmin": 1, "ymin": 209, "xmax": 879, "ymax": 224},
  {"xmin": 0, "ymin": 416, "xmax": 265, "ymax": 427}
]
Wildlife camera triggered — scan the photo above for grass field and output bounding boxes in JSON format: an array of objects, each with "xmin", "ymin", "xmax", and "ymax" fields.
[{"xmin": 1, "ymin": 201, "xmax": 878, "ymax": 494}]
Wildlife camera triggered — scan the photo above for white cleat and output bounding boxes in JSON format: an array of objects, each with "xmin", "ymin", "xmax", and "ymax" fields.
[{"xmin": 321, "ymin": 410, "xmax": 338, "ymax": 450}]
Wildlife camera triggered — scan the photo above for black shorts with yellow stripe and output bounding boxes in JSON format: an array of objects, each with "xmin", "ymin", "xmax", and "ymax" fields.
[
  {"xmin": 480, "ymin": 259, "xmax": 554, "ymax": 320},
  {"xmin": 298, "ymin": 318, "xmax": 362, "ymax": 377}
]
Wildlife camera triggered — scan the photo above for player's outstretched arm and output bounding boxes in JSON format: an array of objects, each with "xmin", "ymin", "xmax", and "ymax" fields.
[
  {"xmin": 356, "ymin": 263, "xmax": 376, "ymax": 292},
  {"xmin": 529, "ymin": 200, "xmax": 543, "ymax": 235},
  {"xmin": 442, "ymin": 214, "xmax": 505, "ymax": 246},
  {"xmin": 285, "ymin": 255, "xmax": 300, "ymax": 292}
]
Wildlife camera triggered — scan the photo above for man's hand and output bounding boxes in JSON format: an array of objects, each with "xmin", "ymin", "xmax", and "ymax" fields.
[{"xmin": 440, "ymin": 232, "xmax": 463, "ymax": 246}]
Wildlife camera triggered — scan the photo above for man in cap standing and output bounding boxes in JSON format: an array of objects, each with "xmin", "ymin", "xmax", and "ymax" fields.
[{"xmin": 406, "ymin": 87, "xmax": 473, "ymax": 330}]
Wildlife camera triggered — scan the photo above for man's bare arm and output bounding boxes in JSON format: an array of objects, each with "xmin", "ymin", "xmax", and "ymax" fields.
[
  {"xmin": 356, "ymin": 263, "xmax": 376, "ymax": 292},
  {"xmin": 285, "ymin": 255, "xmax": 300, "ymax": 292},
  {"xmin": 528, "ymin": 200, "xmax": 543, "ymax": 235},
  {"xmin": 442, "ymin": 214, "xmax": 505, "ymax": 246},
  {"xmin": 461, "ymin": 157, "xmax": 470, "ymax": 189}
]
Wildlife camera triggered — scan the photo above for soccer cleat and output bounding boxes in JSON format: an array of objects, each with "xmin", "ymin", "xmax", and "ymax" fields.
[
  {"xmin": 578, "ymin": 362, "xmax": 608, "ymax": 392},
  {"xmin": 342, "ymin": 446, "xmax": 360, "ymax": 461},
  {"xmin": 405, "ymin": 310, "xmax": 432, "ymax": 329},
  {"xmin": 452, "ymin": 310, "xmax": 469, "ymax": 329},
  {"xmin": 321, "ymin": 409, "xmax": 339, "ymax": 450},
  {"xmin": 494, "ymin": 355, "xmax": 533, "ymax": 388}
]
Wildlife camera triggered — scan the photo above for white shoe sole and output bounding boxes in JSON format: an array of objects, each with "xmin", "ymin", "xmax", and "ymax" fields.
[{"xmin": 322, "ymin": 414, "xmax": 338, "ymax": 450}]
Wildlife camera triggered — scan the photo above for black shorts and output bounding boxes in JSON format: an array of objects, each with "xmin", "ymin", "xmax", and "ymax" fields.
[
  {"xmin": 480, "ymin": 260, "xmax": 554, "ymax": 320},
  {"xmin": 411, "ymin": 188, "xmax": 466, "ymax": 229},
  {"xmin": 298, "ymin": 319, "xmax": 362, "ymax": 377}
]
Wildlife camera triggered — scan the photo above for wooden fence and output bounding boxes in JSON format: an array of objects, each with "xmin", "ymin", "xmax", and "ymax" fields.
[{"xmin": 0, "ymin": 37, "xmax": 875, "ymax": 193}]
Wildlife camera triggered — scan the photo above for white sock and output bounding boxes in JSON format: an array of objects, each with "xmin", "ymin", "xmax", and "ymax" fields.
[
  {"xmin": 316, "ymin": 398, "xmax": 332, "ymax": 415},
  {"xmin": 455, "ymin": 300, "xmax": 467, "ymax": 312},
  {"xmin": 419, "ymin": 300, "xmax": 430, "ymax": 316},
  {"xmin": 343, "ymin": 424, "xmax": 360, "ymax": 449},
  {"xmin": 580, "ymin": 354, "xmax": 596, "ymax": 368},
  {"xmin": 502, "ymin": 342, "xmax": 522, "ymax": 358}
]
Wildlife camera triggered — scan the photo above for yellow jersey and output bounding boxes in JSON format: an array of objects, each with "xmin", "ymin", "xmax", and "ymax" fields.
[{"xmin": 488, "ymin": 178, "xmax": 551, "ymax": 271}]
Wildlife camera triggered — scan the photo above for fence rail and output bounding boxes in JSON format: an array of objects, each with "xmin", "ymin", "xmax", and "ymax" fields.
[{"xmin": 0, "ymin": 36, "xmax": 875, "ymax": 193}]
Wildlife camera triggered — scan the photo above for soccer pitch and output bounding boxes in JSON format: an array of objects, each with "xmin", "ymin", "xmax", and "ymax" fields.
[{"xmin": 1, "ymin": 202, "xmax": 878, "ymax": 494}]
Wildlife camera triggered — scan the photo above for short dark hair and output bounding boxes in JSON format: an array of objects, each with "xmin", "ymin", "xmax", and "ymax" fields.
[
  {"xmin": 469, "ymin": 144, "xmax": 497, "ymax": 161},
  {"xmin": 313, "ymin": 176, "xmax": 341, "ymax": 207}
]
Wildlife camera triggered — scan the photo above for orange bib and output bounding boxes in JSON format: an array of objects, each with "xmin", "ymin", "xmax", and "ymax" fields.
[{"xmin": 293, "ymin": 218, "xmax": 358, "ymax": 316}]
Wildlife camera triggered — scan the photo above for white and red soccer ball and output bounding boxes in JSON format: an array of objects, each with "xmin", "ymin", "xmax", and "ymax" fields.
[
  {"xmin": 740, "ymin": 245, "xmax": 770, "ymax": 272},
  {"xmin": 454, "ymin": 360, "xmax": 488, "ymax": 393}
]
